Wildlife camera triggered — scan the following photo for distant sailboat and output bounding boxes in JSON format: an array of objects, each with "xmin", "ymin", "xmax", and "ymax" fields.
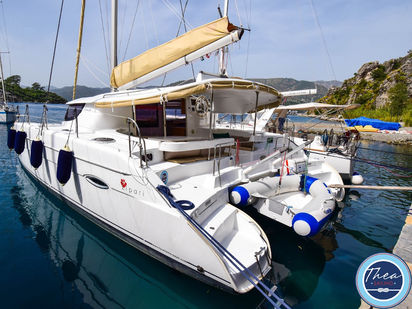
[{"xmin": 0, "ymin": 52, "xmax": 16, "ymax": 124}]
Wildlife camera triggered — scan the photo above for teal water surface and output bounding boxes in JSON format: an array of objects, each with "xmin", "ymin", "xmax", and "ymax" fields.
[{"xmin": 1, "ymin": 103, "xmax": 411, "ymax": 308}]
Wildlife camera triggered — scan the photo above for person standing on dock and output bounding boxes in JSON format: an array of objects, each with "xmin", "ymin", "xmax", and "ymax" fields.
[{"xmin": 277, "ymin": 109, "xmax": 287, "ymax": 133}]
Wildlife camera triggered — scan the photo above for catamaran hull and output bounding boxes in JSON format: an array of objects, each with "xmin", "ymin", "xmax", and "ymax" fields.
[
  {"xmin": 15, "ymin": 122, "xmax": 272, "ymax": 294},
  {"xmin": 306, "ymin": 149, "xmax": 354, "ymax": 181},
  {"xmin": 20, "ymin": 163, "xmax": 235, "ymax": 293}
]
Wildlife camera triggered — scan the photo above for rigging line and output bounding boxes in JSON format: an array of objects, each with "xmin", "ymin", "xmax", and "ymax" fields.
[
  {"xmin": 161, "ymin": 0, "xmax": 193, "ymax": 29},
  {"xmin": 371, "ymin": 163, "xmax": 412, "ymax": 178},
  {"xmin": 156, "ymin": 186, "xmax": 289, "ymax": 309},
  {"xmin": 47, "ymin": 0, "xmax": 65, "ymax": 97},
  {"xmin": 0, "ymin": 1, "xmax": 11, "ymax": 75},
  {"xmin": 161, "ymin": 0, "xmax": 190, "ymax": 87},
  {"xmin": 354, "ymin": 156, "xmax": 412, "ymax": 173},
  {"xmin": 300, "ymin": 112, "xmax": 341, "ymax": 130},
  {"xmin": 305, "ymin": 149, "xmax": 412, "ymax": 174},
  {"xmin": 179, "ymin": 0, "xmax": 195, "ymax": 81},
  {"xmin": 104, "ymin": 0, "xmax": 110, "ymax": 67},
  {"xmin": 140, "ymin": 5, "xmax": 149, "ymax": 50},
  {"xmin": 357, "ymin": 146, "xmax": 412, "ymax": 157},
  {"xmin": 175, "ymin": 0, "xmax": 189, "ymax": 36},
  {"xmin": 122, "ymin": 0, "xmax": 141, "ymax": 62},
  {"xmin": 309, "ymin": 0, "xmax": 337, "ymax": 81},
  {"xmin": 243, "ymin": 0, "xmax": 252, "ymax": 78},
  {"xmin": 81, "ymin": 54, "xmax": 110, "ymax": 77},
  {"xmin": 118, "ymin": 0, "xmax": 128, "ymax": 55},
  {"xmin": 228, "ymin": 46, "xmax": 234, "ymax": 76},
  {"xmin": 98, "ymin": 0, "xmax": 110, "ymax": 77},
  {"xmin": 80, "ymin": 56, "xmax": 110, "ymax": 87},
  {"xmin": 149, "ymin": 0, "xmax": 160, "ymax": 46},
  {"xmin": 233, "ymin": 0, "xmax": 242, "ymax": 26}
]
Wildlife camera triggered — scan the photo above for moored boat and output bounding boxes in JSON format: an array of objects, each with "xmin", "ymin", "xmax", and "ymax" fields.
[{"xmin": 0, "ymin": 52, "xmax": 16, "ymax": 124}]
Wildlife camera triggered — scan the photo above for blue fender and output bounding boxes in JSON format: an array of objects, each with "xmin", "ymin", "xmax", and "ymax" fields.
[
  {"xmin": 230, "ymin": 186, "xmax": 250, "ymax": 207},
  {"xmin": 30, "ymin": 140, "xmax": 44, "ymax": 169},
  {"xmin": 292, "ymin": 212, "xmax": 332, "ymax": 237},
  {"xmin": 14, "ymin": 131, "xmax": 27, "ymax": 155},
  {"xmin": 7, "ymin": 128, "xmax": 16, "ymax": 150},
  {"xmin": 57, "ymin": 148, "xmax": 73, "ymax": 185}
]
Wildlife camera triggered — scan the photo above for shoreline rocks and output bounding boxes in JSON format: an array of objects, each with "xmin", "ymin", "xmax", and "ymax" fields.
[{"xmin": 291, "ymin": 122, "xmax": 412, "ymax": 145}]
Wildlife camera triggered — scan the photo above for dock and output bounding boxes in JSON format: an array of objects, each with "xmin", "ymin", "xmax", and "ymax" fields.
[
  {"xmin": 290, "ymin": 121, "xmax": 412, "ymax": 145},
  {"xmin": 359, "ymin": 203, "xmax": 412, "ymax": 309}
]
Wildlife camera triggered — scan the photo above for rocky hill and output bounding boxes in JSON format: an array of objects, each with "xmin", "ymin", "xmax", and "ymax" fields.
[{"xmin": 319, "ymin": 51, "xmax": 412, "ymax": 124}]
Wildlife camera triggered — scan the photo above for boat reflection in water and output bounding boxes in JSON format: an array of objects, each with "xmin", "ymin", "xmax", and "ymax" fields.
[{"xmin": 241, "ymin": 206, "xmax": 338, "ymax": 308}]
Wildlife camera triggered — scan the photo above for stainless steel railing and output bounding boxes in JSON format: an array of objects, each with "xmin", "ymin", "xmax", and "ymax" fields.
[
  {"xmin": 212, "ymin": 141, "xmax": 235, "ymax": 186},
  {"xmin": 127, "ymin": 117, "xmax": 148, "ymax": 168}
]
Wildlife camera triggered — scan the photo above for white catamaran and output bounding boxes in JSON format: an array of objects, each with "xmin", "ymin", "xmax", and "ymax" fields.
[{"xmin": 9, "ymin": 3, "xmax": 298, "ymax": 306}]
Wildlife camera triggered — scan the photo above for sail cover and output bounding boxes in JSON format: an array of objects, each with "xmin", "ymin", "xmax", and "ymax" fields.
[{"xmin": 110, "ymin": 17, "xmax": 242, "ymax": 89}]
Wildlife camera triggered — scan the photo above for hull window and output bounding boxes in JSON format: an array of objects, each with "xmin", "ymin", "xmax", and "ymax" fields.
[
  {"xmin": 85, "ymin": 175, "xmax": 109, "ymax": 189},
  {"xmin": 65, "ymin": 104, "xmax": 85, "ymax": 121}
]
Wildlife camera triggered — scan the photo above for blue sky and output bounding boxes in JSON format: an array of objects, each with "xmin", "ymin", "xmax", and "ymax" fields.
[{"xmin": 0, "ymin": 0, "xmax": 411, "ymax": 88}]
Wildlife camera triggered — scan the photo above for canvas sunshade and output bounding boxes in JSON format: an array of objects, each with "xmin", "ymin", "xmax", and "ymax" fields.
[
  {"xmin": 95, "ymin": 80, "xmax": 281, "ymax": 112},
  {"xmin": 110, "ymin": 17, "xmax": 239, "ymax": 88}
]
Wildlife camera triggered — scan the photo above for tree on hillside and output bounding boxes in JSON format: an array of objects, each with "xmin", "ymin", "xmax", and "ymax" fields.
[
  {"xmin": 371, "ymin": 65, "xmax": 386, "ymax": 82},
  {"xmin": 2, "ymin": 74, "xmax": 66, "ymax": 103},
  {"xmin": 5, "ymin": 75, "xmax": 21, "ymax": 86},
  {"xmin": 31, "ymin": 82, "xmax": 45, "ymax": 91},
  {"xmin": 388, "ymin": 82, "xmax": 408, "ymax": 118}
]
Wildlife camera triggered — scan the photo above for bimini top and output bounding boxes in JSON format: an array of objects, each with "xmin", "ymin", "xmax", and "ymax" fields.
[
  {"xmin": 68, "ymin": 78, "xmax": 282, "ymax": 114},
  {"xmin": 110, "ymin": 17, "xmax": 243, "ymax": 90},
  {"xmin": 275, "ymin": 102, "xmax": 360, "ymax": 111}
]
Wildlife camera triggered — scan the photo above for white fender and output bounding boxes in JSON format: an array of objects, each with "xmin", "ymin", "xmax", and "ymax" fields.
[{"xmin": 351, "ymin": 172, "xmax": 364, "ymax": 185}]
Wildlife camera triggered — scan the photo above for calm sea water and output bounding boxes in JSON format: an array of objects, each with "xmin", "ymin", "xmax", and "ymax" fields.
[{"xmin": 1, "ymin": 103, "xmax": 411, "ymax": 308}]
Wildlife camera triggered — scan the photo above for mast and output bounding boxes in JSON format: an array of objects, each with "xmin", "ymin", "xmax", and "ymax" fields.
[
  {"xmin": 111, "ymin": 0, "xmax": 118, "ymax": 74},
  {"xmin": 223, "ymin": 0, "xmax": 229, "ymax": 17},
  {"xmin": 72, "ymin": 0, "xmax": 86, "ymax": 100},
  {"xmin": 219, "ymin": 0, "xmax": 229, "ymax": 76},
  {"xmin": 0, "ymin": 52, "xmax": 6, "ymax": 105}
]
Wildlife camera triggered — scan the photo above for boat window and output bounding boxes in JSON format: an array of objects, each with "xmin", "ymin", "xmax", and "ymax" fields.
[
  {"xmin": 64, "ymin": 104, "xmax": 85, "ymax": 121},
  {"xmin": 166, "ymin": 100, "xmax": 186, "ymax": 119},
  {"xmin": 135, "ymin": 104, "xmax": 161, "ymax": 128},
  {"xmin": 134, "ymin": 100, "xmax": 186, "ymax": 136},
  {"xmin": 166, "ymin": 100, "xmax": 186, "ymax": 136}
]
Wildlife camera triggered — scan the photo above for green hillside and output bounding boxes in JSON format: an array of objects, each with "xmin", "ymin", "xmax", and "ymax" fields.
[
  {"xmin": 320, "ymin": 51, "xmax": 412, "ymax": 125},
  {"xmin": 1, "ymin": 75, "xmax": 66, "ymax": 103}
]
